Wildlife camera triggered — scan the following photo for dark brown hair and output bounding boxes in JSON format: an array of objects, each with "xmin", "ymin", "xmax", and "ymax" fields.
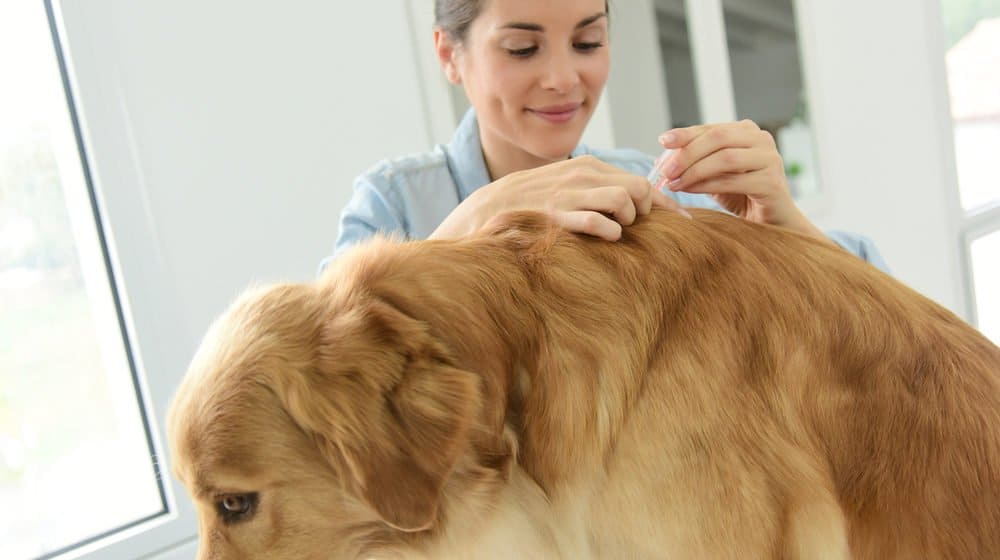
[{"xmin": 435, "ymin": 0, "xmax": 610, "ymax": 43}]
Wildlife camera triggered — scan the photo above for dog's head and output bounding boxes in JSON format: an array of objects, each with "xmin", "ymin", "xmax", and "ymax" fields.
[{"xmin": 167, "ymin": 275, "xmax": 497, "ymax": 559}]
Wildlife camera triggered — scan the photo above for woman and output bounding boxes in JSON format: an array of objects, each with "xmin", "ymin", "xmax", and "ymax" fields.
[{"xmin": 323, "ymin": 0, "xmax": 887, "ymax": 272}]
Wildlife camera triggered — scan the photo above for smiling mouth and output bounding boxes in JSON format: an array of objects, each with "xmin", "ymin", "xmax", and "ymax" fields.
[{"xmin": 528, "ymin": 103, "xmax": 583, "ymax": 123}]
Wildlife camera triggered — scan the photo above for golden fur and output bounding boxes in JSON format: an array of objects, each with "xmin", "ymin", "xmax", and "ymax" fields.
[{"xmin": 168, "ymin": 208, "xmax": 1000, "ymax": 559}]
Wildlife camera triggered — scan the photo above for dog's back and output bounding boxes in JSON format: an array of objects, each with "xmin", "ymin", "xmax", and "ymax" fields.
[
  {"xmin": 170, "ymin": 207, "xmax": 1000, "ymax": 560},
  {"xmin": 492, "ymin": 208, "xmax": 1000, "ymax": 559}
]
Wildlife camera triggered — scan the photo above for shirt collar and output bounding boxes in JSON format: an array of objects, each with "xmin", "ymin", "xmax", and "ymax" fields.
[
  {"xmin": 445, "ymin": 108, "xmax": 491, "ymax": 201},
  {"xmin": 445, "ymin": 107, "xmax": 589, "ymax": 201}
]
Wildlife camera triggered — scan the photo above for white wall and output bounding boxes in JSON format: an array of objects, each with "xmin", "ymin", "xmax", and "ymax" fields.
[
  {"xmin": 62, "ymin": 0, "xmax": 437, "ymax": 325},
  {"xmin": 797, "ymin": 0, "xmax": 964, "ymax": 313}
]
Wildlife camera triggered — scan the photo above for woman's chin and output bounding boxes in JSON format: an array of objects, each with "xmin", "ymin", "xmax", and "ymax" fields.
[{"xmin": 528, "ymin": 136, "xmax": 582, "ymax": 162}]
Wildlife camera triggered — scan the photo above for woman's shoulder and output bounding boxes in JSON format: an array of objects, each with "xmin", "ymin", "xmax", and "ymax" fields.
[
  {"xmin": 355, "ymin": 145, "xmax": 450, "ymax": 191},
  {"xmin": 576, "ymin": 145, "xmax": 655, "ymax": 177}
]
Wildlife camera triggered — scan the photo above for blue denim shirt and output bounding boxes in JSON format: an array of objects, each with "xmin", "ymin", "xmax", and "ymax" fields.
[{"xmin": 322, "ymin": 109, "xmax": 889, "ymax": 273}]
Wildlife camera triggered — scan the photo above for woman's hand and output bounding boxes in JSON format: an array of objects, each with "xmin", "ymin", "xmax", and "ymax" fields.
[
  {"xmin": 653, "ymin": 120, "xmax": 832, "ymax": 244},
  {"xmin": 431, "ymin": 155, "xmax": 690, "ymax": 241}
]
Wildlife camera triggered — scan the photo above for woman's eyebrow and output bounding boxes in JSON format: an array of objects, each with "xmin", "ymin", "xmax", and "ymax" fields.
[{"xmin": 499, "ymin": 12, "xmax": 608, "ymax": 32}]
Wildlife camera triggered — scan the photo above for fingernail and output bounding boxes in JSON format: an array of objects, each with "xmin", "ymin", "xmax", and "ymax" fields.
[
  {"xmin": 667, "ymin": 177, "xmax": 683, "ymax": 191},
  {"xmin": 659, "ymin": 132, "xmax": 677, "ymax": 144}
]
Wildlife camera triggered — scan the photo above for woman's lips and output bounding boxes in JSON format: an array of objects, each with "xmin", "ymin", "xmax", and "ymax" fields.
[{"xmin": 528, "ymin": 103, "xmax": 582, "ymax": 123}]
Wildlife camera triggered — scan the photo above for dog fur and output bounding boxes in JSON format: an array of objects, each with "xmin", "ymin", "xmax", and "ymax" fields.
[{"xmin": 168, "ymin": 208, "xmax": 1000, "ymax": 559}]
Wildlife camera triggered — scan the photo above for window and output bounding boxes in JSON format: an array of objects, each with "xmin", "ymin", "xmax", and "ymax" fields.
[
  {"xmin": 0, "ymin": 2, "xmax": 165, "ymax": 558},
  {"xmin": 939, "ymin": 0, "xmax": 1000, "ymax": 343}
]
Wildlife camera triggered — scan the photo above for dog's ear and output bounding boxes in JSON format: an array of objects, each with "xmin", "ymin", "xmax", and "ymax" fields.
[
  {"xmin": 271, "ymin": 298, "xmax": 481, "ymax": 532},
  {"xmin": 349, "ymin": 353, "xmax": 480, "ymax": 532}
]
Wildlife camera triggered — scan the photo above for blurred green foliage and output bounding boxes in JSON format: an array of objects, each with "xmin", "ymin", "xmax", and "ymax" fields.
[{"xmin": 940, "ymin": 0, "xmax": 1000, "ymax": 48}]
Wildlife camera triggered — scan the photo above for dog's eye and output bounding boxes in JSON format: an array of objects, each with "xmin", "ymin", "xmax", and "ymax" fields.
[{"xmin": 216, "ymin": 492, "xmax": 258, "ymax": 524}]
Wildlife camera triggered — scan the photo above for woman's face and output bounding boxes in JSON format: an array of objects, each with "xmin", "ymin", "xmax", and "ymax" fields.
[{"xmin": 440, "ymin": 0, "xmax": 610, "ymax": 176}]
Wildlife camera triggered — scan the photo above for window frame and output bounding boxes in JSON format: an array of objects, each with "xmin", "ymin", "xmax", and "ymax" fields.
[
  {"xmin": 42, "ymin": 1, "xmax": 199, "ymax": 558},
  {"xmin": 925, "ymin": 0, "xmax": 999, "ymax": 335},
  {"xmin": 959, "ymin": 204, "xmax": 1000, "ymax": 333}
]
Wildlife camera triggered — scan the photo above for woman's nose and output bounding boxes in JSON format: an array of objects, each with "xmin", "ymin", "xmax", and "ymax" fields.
[{"xmin": 539, "ymin": 49, "xmax": 581, "ymax": 93}]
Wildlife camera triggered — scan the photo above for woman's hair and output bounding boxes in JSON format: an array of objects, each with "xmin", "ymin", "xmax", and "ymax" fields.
[{"xmin": 435, "ymin": 0, "xmax": 610, "ymax": 43}]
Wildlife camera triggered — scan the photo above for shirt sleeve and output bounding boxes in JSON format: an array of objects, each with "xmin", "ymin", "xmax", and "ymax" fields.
[
  {"xmin": 823, "ymin": 230, "xmax": 892, "ymax": 274},
  {"xmin": 317, "ymin": 173, "xmax": 406, "ymax": 275}
]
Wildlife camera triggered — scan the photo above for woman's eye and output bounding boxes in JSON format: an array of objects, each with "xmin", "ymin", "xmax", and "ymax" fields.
[
  {"xmin": 507, "ymin": 46, "xmax": 538, "ymax": 58},
  {"xmin": 574, "ymin": 41, "xmax": 604, "ymax": 52},
  {"xmin": 216, "ymin": 493, "xmax": 258, "ymax": 523}
]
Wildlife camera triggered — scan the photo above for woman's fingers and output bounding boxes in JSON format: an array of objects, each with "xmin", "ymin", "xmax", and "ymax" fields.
[
  {"xmin": 564, "ymin": 184, "xmax": 695, "ymax": 229},
  {"xmin": 555, "ymin": 197, "xmax": 691, "ymax": 241},
  {"xmin": 554, "ymin": 158, "xmax": 655, "ymax": 216},
  {"xmin": 658, "ymin": 123, "xmax": 711, "ymax": 149},
  {"xmin": 654, "ymin": 120, "xmax": 827, "ymax": 237},
  {"xmin": 569, "ymin": 157, "xmax": 695, "ymax": 220},
  {"xmin": 650, "ymin": 188, "xmax": 694, "ymax": 219},
  {"xmin": 561, "ymin": 173, "xmax": 690, "ymax": 221},
  {"xmin": 557, "ymin": 210, "xmax": 624, "ymax": 241},
  {"xmin": 663, "ymin": 146, "xmax": 773, "ymax": 194},
  {"xmin": 569, "ymin": 186, "xmax": 639, "ymax": 226},
  {"xmin": 653, "ymin": 120, "xmax": 792, "ymax": 222},
  {"xmin": 657, "ymin": 121, "xmax": 771, "ymax": 180},
  {"xmin": 509, "ymin": 156, "xmax": 697, "ymax": 240},
  {"xmin": 659, "ymin": 119, "xmax": 762, "ymax": 149}
]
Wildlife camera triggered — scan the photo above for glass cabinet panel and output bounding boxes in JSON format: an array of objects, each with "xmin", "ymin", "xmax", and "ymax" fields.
[
  {"xmin": 722, "ymin": 0, "xmax": 820, "ymax": 200},
  {"xmin": 652, "ymin": 0, "xmax": 702, "ymax": 128}
]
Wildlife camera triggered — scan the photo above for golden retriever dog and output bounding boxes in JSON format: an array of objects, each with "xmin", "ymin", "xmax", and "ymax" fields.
[{"xmin": 167, "ymin": 208, "xmax": 1000, "ymax": 559}]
